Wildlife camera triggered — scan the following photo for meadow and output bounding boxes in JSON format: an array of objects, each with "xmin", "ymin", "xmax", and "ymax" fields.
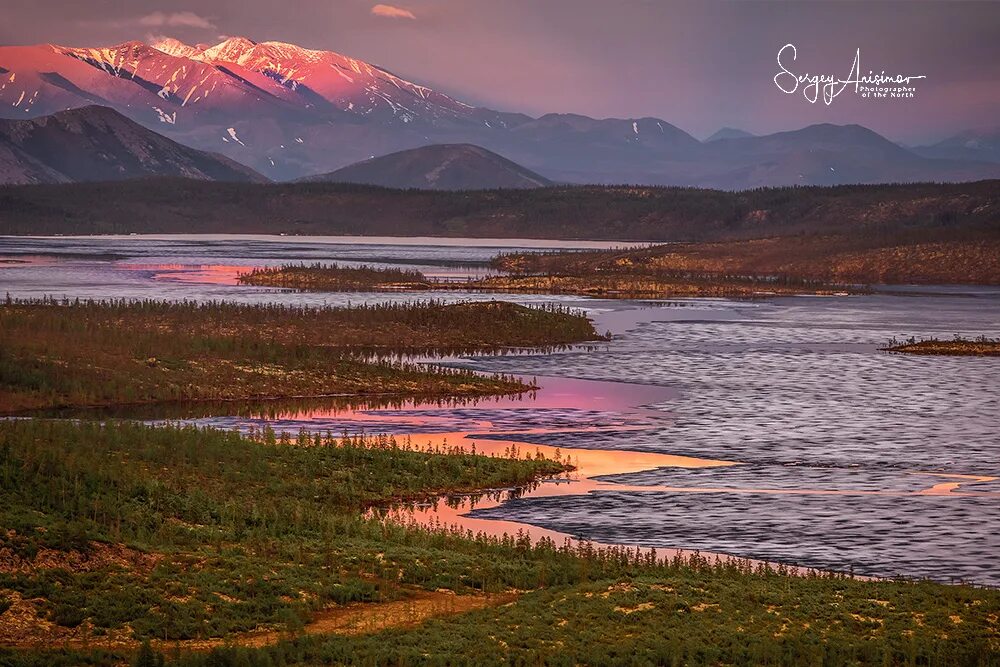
[
  {"xmin": 0, "ymin": 420, "xmax": 565, "ymax": 650},
  {"xmin": 1, "ymin": 420, "xmax": 997, "ymax": 666},
  {"xmin": 0, "ymin": 298, "xmax": 601, "ymax": 412}
]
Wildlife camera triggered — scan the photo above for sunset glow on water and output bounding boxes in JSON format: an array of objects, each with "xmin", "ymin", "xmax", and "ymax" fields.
[{"xmin": 3, "ymin": 235, "xmax": 998, "ymax": 585}]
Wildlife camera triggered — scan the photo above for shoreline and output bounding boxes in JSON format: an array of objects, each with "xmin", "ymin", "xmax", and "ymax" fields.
[
  {"xmin": 0, "ymin": 386, "xmax": 542, "ymax": 418},
  {"xmin": 380, "ymin": 426, "xmax": 999, "ymax": 582}
]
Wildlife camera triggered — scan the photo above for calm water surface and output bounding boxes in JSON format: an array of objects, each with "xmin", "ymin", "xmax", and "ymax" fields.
[{"xmin": 2, "ymin": 235, "xmax": 998, "ymax": 585}]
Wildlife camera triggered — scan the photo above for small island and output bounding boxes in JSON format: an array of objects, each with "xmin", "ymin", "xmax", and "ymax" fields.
[
  {"xmin": 238, "ymin": 263, "xmax": 434, "ymax": 291},
  {"xmin": 237, "ymin": 262, "xmax": 857, "ymax": 298},
  {"xmin": 881, "ymin": 335, "xmax": 1000, "ymax": 356}
]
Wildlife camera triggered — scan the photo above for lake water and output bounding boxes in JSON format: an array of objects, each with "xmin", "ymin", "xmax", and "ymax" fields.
[{"xmin": 2, "ymin": 235, "xmax": 998, "ymax": 586}]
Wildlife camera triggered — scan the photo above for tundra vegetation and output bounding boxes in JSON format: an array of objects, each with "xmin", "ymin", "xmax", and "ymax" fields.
[
  {"xmin": 0, "ymin": 419, "xmax": 997, "ymax": 666},
  {"xmin": 237, "ymin": 262, "xmax": 853, "ymax": 298},
  {"xmin": 1, "ymin": 292, "xmax": 998, "ymax": 666},
  {"xmin": 881, "ymin": 335, "xmax": 1000, "ymax": 356},
  {"xmin": 238, "ymin": 263, "xmax": 432, "ymax": 291},
  {"xmin": 0, "ymin": 298, "xmax": 601, "ymax": 412},
  {"xmin": 490, "ymin": 235, "xmax": 1000, "ymax": 288}
]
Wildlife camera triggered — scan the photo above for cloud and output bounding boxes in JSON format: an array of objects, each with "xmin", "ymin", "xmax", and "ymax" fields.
[
  {"xmin": 371, "ymin": 4, "xmax": 417, "ymax": 20},
  {"xmin": 83, "ymin": 11, "xmax": 217, "ymax": 32},
  {"xmin": 137, "ymin": 11, "xmax": 216, "ymax": 30}
]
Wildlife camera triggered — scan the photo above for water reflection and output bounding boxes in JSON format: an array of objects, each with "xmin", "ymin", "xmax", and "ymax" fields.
[
  {"xmin": 115, "ymin": 263, "xmax": 253, "ymax": 286},
  {"xmin": 4, "ymin": 234, "xmax": 999, "ymax": 585}
]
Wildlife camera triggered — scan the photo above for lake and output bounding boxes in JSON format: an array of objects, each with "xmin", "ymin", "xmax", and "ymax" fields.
[{"xmin": 2, "ymin": 235, "xmax": 998, "ymax": 585}]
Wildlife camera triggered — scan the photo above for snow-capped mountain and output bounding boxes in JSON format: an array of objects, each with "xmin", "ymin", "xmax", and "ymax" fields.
[
  {"xmin": 1, "ymin": 36, "xmax": 998, "ymax": 186},
  {"xmin": 49, "ymin": 36, "xmax": 478, "ymax": 123},
  {"xmin": 0, "ymin": 36, "xmax": 515, "ymax": 178}
]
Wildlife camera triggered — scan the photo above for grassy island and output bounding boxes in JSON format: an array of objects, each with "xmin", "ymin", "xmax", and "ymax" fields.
[
  {"xmin": 237, "ymin": 262, "xmax": 851, "ymax": 298},
  {"xmin": 0, "ymin": 298, "xmax": 602, "ymax": 412},
  {"xmin": 882, "ymin": 335, "xmax": 1000, "ymax": 356},
  {"xmin": 238, "ymin": 263, "xmax": 433, "ymax": 291}
]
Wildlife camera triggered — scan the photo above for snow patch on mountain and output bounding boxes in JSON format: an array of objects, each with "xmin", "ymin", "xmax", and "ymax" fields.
[
  {"xmin": 153, "ymin": 107, "xmax": 176, "ymax": 124},
  {"xmin": 150, "ymin": 37, "xmax": 204, "ymax": 60},
  {"xmin": 227, "ymin": 127, "xmax": 246, "ymax": 145}
]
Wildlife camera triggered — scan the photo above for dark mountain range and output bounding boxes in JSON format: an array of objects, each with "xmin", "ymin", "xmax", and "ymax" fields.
[
  {"xmin": 690, "ymin": 124, "xmax": 1000, "ymax": 189},
  {"xmin": 301, "ymin": 143, "xmax": 551, "ymax": 190},
  {"xmin": 0, "ymin": 106, "xmax": 265, "ymax": 184},
  {"xmin": 1, "ymin": 37, "xmax": 998, "ymax": 187}
]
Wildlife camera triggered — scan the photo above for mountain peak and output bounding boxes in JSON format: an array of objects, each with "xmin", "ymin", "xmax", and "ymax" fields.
[
  {"xmin": 149, "ymin": 37, "xmax": 203, "ymax": 59},
  {"xmin": 198, "ymin": 36, "xmax": 260, "ymax": 64},
  {"xmin": 215, "ymin": 36, "xmax": 259, "ymax": 47},
  {"xmin": 109, "ymin": 40, "xmax": 147, "ymax": 50}
]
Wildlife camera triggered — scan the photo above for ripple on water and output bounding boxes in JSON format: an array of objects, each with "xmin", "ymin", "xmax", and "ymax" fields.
[
  {"xmin": 460, "ymin": 294, "xmax": 1000, "ymax": 584},
  {"xmin": 469, "ymin": 491, "xmax": 1000, "ymax": 585},
  {"xmin": 4, "ymin": 236, "xmax": 998, "ymax": 586}
]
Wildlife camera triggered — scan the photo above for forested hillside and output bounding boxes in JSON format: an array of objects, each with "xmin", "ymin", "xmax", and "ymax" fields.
[{"xmin": 1, "ymin": 179, "xmax": 997, "ymax": 241}]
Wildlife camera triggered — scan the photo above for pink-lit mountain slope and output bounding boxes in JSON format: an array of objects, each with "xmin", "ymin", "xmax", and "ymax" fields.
[{"xmin": 2, "ymin": 36, "xmax": 998, "ymax": 187}]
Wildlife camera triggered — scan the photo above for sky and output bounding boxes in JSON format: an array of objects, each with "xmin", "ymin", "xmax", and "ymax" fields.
[{"xmin": 2, "ymin": 0, "xmax": 998, "ymax": 144}]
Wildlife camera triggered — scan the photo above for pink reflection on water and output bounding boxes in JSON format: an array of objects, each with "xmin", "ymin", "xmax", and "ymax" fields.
[
  {"xmin": 0, "ymin": 255, "xmax": 57, "ymax": 268},
  {"xmin": 116, "ymin": 263, "xmax": 255, "ymax": 286},
  {"xmin": 271, "ymin": 376, "xmax": 677, "ymax": 424},
  {"xmin": 200, "ymin": 372, "xmax": 1000, "ymax": 573},
  {"xmin": 389, "ymin": 430, "xmax": 735, "ymax": 548}
]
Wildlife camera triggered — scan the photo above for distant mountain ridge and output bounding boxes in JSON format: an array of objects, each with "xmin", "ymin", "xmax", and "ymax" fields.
[
  {"xmin": 913, "ymin": 128, "xmax": 1000, "ymax": 165},
  {"xmin": 301, "ymin": 144, "xmax": 552, "ymax": 190},
  {"xmin": 0, "ymin": 106, "xmax": 265, "ymax": 185},
  {"xmin": 705, "ymin": 127, "xmax": 755, "ymax": 142},
  {"xmin": 1, "ymin": 36, "xmax": 998, "ymax": 187}
]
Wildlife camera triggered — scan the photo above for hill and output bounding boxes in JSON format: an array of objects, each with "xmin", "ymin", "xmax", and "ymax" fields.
[
  {"xmin": 0, "ymin": 179, "xmax": 996, "ymax": 242},
  {"xmin": 0, "ymin": 106, "xmax": 266, "ymax": 184},
  {"xmin": 300, "ymin": 144, "xmax": 551, "ymax": 190}
]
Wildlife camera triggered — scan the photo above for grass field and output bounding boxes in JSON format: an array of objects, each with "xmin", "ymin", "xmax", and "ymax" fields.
[
  {"xmin": 0, "ymin": 298, "xmax": 601, "ymax": 412},
  {"xmin": 0, "ymin": 420, "xmax": 567, "ymax": 649},
  {"xmin": 1, "ymin": 420, "xmax": 998, "ymax": 666}
]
